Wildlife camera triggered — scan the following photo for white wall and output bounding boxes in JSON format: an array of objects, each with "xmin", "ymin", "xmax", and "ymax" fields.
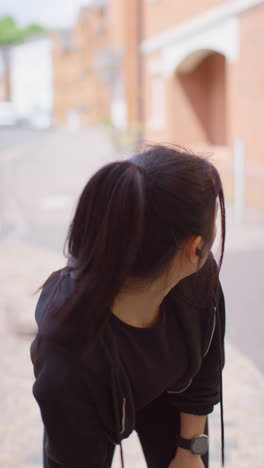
[
  {"xmin": 111, "ymin": 75, "xmax": 127, "ymax": 130},
  {"xmin": 10, "ymin": 36, "xmax": 53, "ymax": 123}
]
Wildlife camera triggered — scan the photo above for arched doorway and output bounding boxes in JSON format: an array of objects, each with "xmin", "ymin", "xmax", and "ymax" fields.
[{"xmin": 172, "ymin": 50, "xmax": 227, "ymax": 146}]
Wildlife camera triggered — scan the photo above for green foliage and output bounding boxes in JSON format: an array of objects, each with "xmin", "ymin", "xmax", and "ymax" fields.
[
  {"xmin": 102, "ymin": 116, "xmax": 143, "ymax": 152},
  {"xmin": 0, "ymin": 16, "xmax": 47, "ymax": 46},
  {"xmin": 24, "ymin": 23, "xmax": 47, "ymax": 37}
]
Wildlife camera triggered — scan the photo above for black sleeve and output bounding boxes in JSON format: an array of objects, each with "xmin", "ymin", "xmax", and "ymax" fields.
[
  {"xmin": 172, "ymin": 281, "xmax": 226, "ymax": 415},
  {"xmin": 32, "ymin": 349, "xmax": 115, "ymax": 468}
]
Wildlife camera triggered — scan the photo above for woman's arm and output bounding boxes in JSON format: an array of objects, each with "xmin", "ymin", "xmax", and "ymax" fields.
[
  {"xmin": 167, "ymin": 281, "xmax": 226, "ymax": 467},
  {"xmin": 168, "ymin": 414, "xmax": 206, "ymax": 468},
  {"xmin": 171, "ymin": 280, "xmax": 226, "ymax": 415},
  {"xmin": 180, "ymin": 412, "xmax": 206, "ymax": 438}
]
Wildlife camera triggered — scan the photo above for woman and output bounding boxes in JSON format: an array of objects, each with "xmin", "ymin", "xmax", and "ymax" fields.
[{"xmin": 30, "ymin": 145, "xmax": 226, "ymax": 468}]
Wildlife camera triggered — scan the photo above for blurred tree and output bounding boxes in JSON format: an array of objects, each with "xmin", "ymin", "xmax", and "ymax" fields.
[
  {"xmin": 0, "ymin": 16, "xmax": 47, "ymax": 46},
  {"xmin": 24, "ymin": 23, "xmax": 47, "ymax": 37}
]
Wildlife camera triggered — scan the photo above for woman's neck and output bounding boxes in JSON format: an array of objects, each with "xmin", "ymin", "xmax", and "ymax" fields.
[
  {"xmin": 111, "ymin": 278, "xmax": 171, "ymax": 328},
  {"xmin": 111, "ymin": 253, "xmax": 190, "ymax": 328}
]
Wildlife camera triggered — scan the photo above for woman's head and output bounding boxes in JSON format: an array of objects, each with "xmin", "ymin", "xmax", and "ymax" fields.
[
  {"xmin": 69, "ymin": 145, "xmax": 224, "ymax": 282},
  {"xmin": 127, "ymin": 146, "xmax": 223, "ymax": 282},
  {"xmin": 60, "ymin": 145, "xmax": 225, "ymax": 348}
]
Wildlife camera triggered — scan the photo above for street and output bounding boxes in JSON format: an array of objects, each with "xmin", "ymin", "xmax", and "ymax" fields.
[
  {"xmin": 0, "ymin": 128, "xmax": 263, "ymax": 468},
  {"xmin": 0, "ymin": 128, "xmax": 51, "ymax": 151},
  {"xmin": 221, "ymin": 250, "xmax": 264, "ymax": 373}
]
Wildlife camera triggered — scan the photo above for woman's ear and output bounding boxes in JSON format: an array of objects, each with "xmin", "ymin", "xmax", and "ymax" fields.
[{"xmin": 184, "ymin": 235, "xmax": 203, "ymax": 264}]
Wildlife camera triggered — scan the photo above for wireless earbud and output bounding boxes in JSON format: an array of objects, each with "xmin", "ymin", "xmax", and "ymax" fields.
[{"xmin": 196, "ymin": 248, "xmax": 202, "ymax": 257}]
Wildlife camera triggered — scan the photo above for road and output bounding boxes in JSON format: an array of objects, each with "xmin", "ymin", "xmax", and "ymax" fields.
[
  {"xmin": 221, "ymin": 250, "xmax": 264, "ymax": 374},
  {"xmin": 0, "ymin": 126, "xmax": 119, "ymax": 248},
  {"xmin": 0, "ymin": 127, "xmax": 51, "ymax": 151}
]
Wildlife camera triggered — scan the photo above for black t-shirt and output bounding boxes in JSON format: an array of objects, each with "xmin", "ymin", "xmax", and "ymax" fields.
[{"xmin": 110, "ymin": 299, "xmax": 188, "ymax": 410}]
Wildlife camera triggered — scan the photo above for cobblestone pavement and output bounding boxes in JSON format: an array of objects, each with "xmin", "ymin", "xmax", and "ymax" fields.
[
  {"xmin": 0, "ymin": 129, "xmax": 264, "ymax": 467},
  {"xmin": 1, "ymin": 240, "xmax": 263, "ymax": 468}
]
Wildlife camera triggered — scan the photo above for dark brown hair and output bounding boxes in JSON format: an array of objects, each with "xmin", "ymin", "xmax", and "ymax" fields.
[{"xmin": 46, "ymin": 145, "xmax": 225, "ymax": 351}]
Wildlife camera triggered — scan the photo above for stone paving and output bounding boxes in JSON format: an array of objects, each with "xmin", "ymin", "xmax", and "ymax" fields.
[
  {"xmin": 0, "ymin": 238, "xmax": 263, "ymax": 468},
  {"xmin": 0, "ymin": 128, "xmax": 264, "ymax": 467}
]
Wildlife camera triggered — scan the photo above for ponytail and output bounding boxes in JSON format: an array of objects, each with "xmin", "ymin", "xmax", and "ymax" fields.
[
  {"xmin": 51, "ymin": 161, "xmax": 145, "ymax": 353},
  {"xmin": 40, "ymin": 144, "xmax": 226, "ymax": 355}
]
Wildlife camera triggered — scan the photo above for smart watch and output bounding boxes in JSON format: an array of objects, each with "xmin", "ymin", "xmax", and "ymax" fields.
[{"xmin": 176, "ymin": 434, "xmax": 209, "ymax": 455}]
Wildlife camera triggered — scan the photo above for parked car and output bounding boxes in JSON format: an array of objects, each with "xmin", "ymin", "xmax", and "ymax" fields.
[
  {"xmin": 28, "ymin": 110, "xmax": 52, "ymax": 129},
  {"xmin": 0, "ymin": 101, "xmax": 17, "ymax": 126}
]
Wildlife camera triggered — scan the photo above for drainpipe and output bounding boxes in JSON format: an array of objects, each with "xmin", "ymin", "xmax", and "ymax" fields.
[
  {"xmin": 136, "ymin": 0, "xmax": 144, "ymax": 143},
  {"xmin": 233, "ymin": 137, "xmax": 246, "ymax": 225}
]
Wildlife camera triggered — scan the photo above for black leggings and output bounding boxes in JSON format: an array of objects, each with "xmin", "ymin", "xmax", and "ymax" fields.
[
  {"xmin": 43, "ymin": 393, "xmax": 209, "ymax": 468},
  {"xmin": 135, "ymin": 392, "xmax": 209, "ymax": 468}
]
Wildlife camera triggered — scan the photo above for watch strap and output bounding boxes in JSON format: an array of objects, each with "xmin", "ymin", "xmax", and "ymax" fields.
[{"xmin": 176, "ymin": 435, "xmax": 192, "ymax": 451}]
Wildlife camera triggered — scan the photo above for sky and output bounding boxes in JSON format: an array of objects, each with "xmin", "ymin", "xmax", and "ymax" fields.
[{"xmin": 0, "ymin": 0, "xmax": 92, "ymax": 28}]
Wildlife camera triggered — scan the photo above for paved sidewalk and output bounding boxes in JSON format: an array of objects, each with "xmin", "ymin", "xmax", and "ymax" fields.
[
  {"xmin": 224, "ymin": 206, "xmax": 264, "ymax": 253},
  {"xmin": 0, "ymin": 239, "xmax": 263, "ymax": 468}
]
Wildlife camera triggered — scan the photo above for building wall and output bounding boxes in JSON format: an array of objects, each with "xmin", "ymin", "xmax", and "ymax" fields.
[
  {"xmin": 144, "ymin": 52, "xmax": 227, "ymax": 146},
  {"xmin": 105, "ymin": 0, "xmax": 143, "ymax": 128},
  {"xmin": 10, "ymin": 37, "xmax": 53, "ymax": 122},
  {"xmin": 108, "ymin": 0, "xmax": 126, "ymax": 49},
  {"xmin": 229, "ymin": 4, "xmax": 264, "ymax": 209},
  {"xmin": 206, "ymin": 53, "xmax": 227, "ymax": 146},
  {"xmin": 53, "ymin": 7, "xmax": 111, "ymax": 128},
  {"xmin": 123, "ymin": 0, "xmax": 142, "ymax": 125},
  {"xmin": 143, "ymin": 2, "xmax": 264, "ymax": 210},
  {"xmin": 144, "ymin": 0, "xmax": 229, "ymax": 39},
  {"xmin": 53, "ymin": 1, "xmax": 144, "ymax": 131},
  {"xmin": 52, "ymin": 31, "xmax": 80, "ymax": 126},
  {"xmin": 51, "ymin": 0, "xmax": 264, "ymax": 209}
]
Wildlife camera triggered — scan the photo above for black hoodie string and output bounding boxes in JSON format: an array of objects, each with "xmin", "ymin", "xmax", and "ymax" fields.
[
  {"xmin": 215, "ymin": 282, "xmax": 225, "ymax": 466},
  {"xmin": 101, "ymin": 329, "xmax": 125, "ymax": 468},
  {"xmin": 120, "ymin": 442, "xmax": 125, "ymax": 468}
]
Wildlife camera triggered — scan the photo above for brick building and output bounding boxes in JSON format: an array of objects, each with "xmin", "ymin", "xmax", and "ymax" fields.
[
  {"xmin": 53, "ymin": 0, "xmax": 264, "ymax": 210},
  {"xmin": 52, "ymin": 5, "xmax": 110, "ymax": 127},
  {"xmin": 142, "ymin": 0, "xmax": 264, "ymax": 210},
  {"xmin": 52, "ymin": 0, "xmax": 142, "ymax": 130}
]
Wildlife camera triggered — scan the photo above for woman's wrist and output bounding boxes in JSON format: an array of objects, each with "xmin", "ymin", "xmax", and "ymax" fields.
[
  {"xmin": 169, "ymin": 448, "xmax": 205, "ymax": 468},
  {"xmin": 176, "ymin": 447, "xmax": 202, "ymax": 459}
]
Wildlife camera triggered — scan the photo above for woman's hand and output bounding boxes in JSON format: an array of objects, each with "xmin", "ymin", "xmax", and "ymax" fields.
[{"xmin": 168, "ymin": 448, "xmax": 205, "ymax": 468}]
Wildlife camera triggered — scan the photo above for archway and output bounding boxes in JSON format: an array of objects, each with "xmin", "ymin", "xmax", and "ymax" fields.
[{"xmin": 173, "ymin": 50, "xmax": 227, "ymax": 146}]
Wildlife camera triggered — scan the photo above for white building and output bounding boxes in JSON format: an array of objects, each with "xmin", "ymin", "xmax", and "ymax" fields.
[{"xmin": 10, "ymin": 35, "xmax": 53, "ymax": 127}]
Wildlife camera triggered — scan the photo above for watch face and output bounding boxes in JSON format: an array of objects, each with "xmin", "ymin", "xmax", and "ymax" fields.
[{"xmin": 191, "ymin": 436, "xmax": 208, "ymax": 455}]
